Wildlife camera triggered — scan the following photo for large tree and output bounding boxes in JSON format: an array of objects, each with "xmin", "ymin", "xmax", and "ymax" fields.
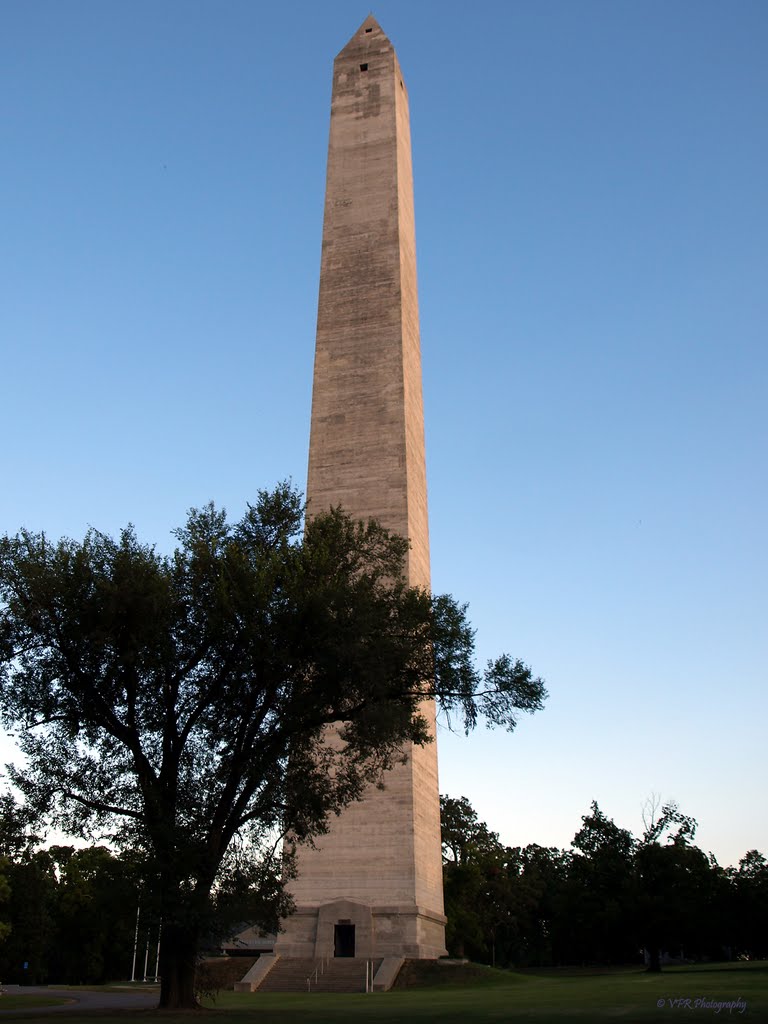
[
  {"xmin": 440, "ymin": 795, "xmax": 505, "ymax": 961},
  {"xmin": 636, "ymin": 799, "xmax": 710, "ymax": 972},
  {"xmin": 0, "ymin": 484, "xmax": 546, "ymax": 1008},
  {"xmin": 730, "ymin": 850, "xmax": 768, "ymax": 960},
  {"xmin": 46, "ymin": 845, "xmax": 140, "ymax": 985},
  {"xmin": 440, "ymin": 797, "xmax": 566, "ymax": 969},
  {"xmin": 567, "ymin": 802, "xmax": 637, "ymax": 964}
]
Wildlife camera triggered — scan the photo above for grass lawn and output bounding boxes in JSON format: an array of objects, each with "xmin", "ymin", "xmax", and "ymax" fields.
[
  {"xmin": 210, "ymin": 962, "xmax": 765, "ymax": 1022},
  {"xmin": 0, "ymin": 995, "xmax": 69, "ymax": 1010},
  {"xmin": 1, "ymin": 962, "xmax": 764, "ymax": 1021}
]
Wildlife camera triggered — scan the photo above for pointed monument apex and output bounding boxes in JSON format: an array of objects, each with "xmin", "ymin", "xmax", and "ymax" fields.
[
  {"xmin": 360, "ymin": 12, "xmax": 383, "ymax": 32},
  {"xmin": 337, "ymin": 13, "xmax": 392, "ymax": 58}
]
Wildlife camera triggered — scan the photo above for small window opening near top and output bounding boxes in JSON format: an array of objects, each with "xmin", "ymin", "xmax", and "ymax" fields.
[
  {"xmin": 360, "ymin": 63, "xmax": 368, "ymax": 72},
  {"xmin": 365, "ymin": 27, "xmax": 373, "ymax": 33}
]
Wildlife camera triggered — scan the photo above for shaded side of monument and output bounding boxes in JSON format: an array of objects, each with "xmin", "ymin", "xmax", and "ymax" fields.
[{"xmin": 275, "ymin": 15, "xmax": 446, "ymax": 963}]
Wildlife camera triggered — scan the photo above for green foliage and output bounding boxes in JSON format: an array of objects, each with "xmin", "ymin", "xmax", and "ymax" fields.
[
  {"xmin": 0, "ymin": 858, "xmax": 10, "ymax": 944},
  {"xmin": 0, "ymin": 791, "xmax": 40, "ymax": 859},
  {"xmin": 441, "ymin": 796, "xmax": 502, "ymax": 867},
  {"xmin": 441, "ymin": 795, "xmax": 766, "ymax": 970},
  {"xmin": 0, "ymin": 798, "xmax": 143, "ymax": 986},
  {"xmin": 729, "ymin": 851, "xmax": 768, "ymax": 959},
  {"xmin": 565, "ymin": 802, "xmax": 637, "ymax": 964},
  {"xmin": 47, "ymin": 845, "xmax": 140, "ymax": 984},
  {"xmin": 640, "ymin": 797, "xmax": 697, "ymax": 846},
  {"xmin": 0, "ymin": 851, "xmax": 57, "ymax": 983},
  {"xmin": 440, "ymin": 796, "xmax": 572, "ymax": 966},
  {"xmin": 635, "ymin": 797, "xmax": 716, "ymax": 971}
]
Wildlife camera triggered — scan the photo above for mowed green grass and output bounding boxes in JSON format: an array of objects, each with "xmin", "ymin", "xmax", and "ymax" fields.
[
  {"xmin": 210, "ymin": 962, "xmax": 765, "ymax": 1022},
  {"xmin": 0, "ymin": 995, "xmax": 68, "ymax": 1010},
  {"xmin": 1, "ymin": 962, "xmax": 765, "ymax": 1022}
]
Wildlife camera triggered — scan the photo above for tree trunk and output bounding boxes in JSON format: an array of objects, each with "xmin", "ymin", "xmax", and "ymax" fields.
[
  {"xmin": 158, "ymin": 920, "xmax": 200, "ymax": 1009},
  {"xmin": 646, "ymin": 945, "xmax": 662, "ymax": 973}
]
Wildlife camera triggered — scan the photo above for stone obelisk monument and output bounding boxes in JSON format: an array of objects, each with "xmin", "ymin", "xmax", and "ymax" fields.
[{"xmin": 276, "ymin": 15, "xmax": 446, "ymax": 961}]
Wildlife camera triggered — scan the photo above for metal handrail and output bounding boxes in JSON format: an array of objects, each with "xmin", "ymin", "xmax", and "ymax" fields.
[
  {"xmin": 308, "ymin": 955, "xmax": 370, "ymax": 993},
  {"xmin": 307, "ymin": 959, "xmax": 325, "ymax": 992}
]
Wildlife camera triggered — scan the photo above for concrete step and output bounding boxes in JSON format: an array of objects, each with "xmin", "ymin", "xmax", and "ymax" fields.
[
  {"xmin": 311, "ymin": 960, "xmax": 371, "ymax": 993},
  {"xmin": 257, "ymin": 958, "xmax": 315, "ymax": 993}
]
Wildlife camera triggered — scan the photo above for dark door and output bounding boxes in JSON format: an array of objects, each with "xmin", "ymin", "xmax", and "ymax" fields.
[{"xmin": 334, "ymin": 923, "xmax": 355, "ymax": 958}]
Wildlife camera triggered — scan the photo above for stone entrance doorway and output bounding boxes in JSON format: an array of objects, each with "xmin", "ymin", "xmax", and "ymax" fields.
[{"xmin": 334, "ymin": 923, "xmax": 355, "ymax": 958}]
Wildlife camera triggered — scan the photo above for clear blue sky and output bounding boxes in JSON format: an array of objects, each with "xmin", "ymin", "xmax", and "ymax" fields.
[{"xmin": 2, "ymin": 1, "xmax": 766, "ymax": 867}]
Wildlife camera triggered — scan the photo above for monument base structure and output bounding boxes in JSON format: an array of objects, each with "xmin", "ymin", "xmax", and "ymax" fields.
[
  {"xmin": 276, "ymin": 901, "xmax": 447, "ymax": 962},
  {"xmin": 274, "ymin": 16, "xmax": 447, "ymax": 963}
]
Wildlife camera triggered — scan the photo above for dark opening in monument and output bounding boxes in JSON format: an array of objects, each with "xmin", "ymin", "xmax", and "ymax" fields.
[
  {"xmin": 360, "ymin": 63, "xmax": 368, "ymax": 71},
  {"xmin": 365, "ymin": 27, "xmax": 373, "ymax": 33},
  {"xmin": 334, "ymin": 923, "xmax": 355, "ymax": 958}
]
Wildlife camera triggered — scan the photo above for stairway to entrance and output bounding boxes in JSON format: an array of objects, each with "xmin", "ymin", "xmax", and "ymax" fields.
[{"xmin": 256, "ymin": 956, "xmax": 383, "ymax": 993}]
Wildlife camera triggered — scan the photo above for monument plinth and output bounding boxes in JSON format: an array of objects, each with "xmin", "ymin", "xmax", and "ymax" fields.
[{"xmin": 275, "ymin": 15, "xmax": 446, "ymax": 961}]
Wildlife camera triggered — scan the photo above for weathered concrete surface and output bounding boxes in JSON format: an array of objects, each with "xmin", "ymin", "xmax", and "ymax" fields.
[
  {"xmin": 372, "ymin": 956, "xmax": 405, "ymax": 992},
  {"xmin": 276, "ymin": 15, "xmax": 445, "ymax": 961},
  {"xmin": 234, "ymin": 953, "xmax": 279, "ymax": 992}
]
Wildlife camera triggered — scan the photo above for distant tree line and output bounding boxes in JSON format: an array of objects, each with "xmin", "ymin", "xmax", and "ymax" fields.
[
  {"xmin": 3, "ymin": 787, "xmax": 765, "ymax": 982},
  {"xmin": 0, "ymin": 792, "xmax": 282, "ymax": 986},
  {"xmin": 0, "ymin": 794, "xmax": 141, "ymax": 984},
  {"xmin": 441, "ymin": 795, "xmax": 768, "ymax": 970}
]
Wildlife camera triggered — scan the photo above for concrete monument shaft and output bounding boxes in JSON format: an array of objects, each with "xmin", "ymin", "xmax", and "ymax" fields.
[{"xmin": 276, "ymin": 15, "xmax": 446, "ymax": 960}]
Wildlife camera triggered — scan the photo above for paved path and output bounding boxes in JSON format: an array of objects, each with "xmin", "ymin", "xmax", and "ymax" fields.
[{"xmin": 0, "ymin": 986, "xmax": 158, "ymax": 1015}]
